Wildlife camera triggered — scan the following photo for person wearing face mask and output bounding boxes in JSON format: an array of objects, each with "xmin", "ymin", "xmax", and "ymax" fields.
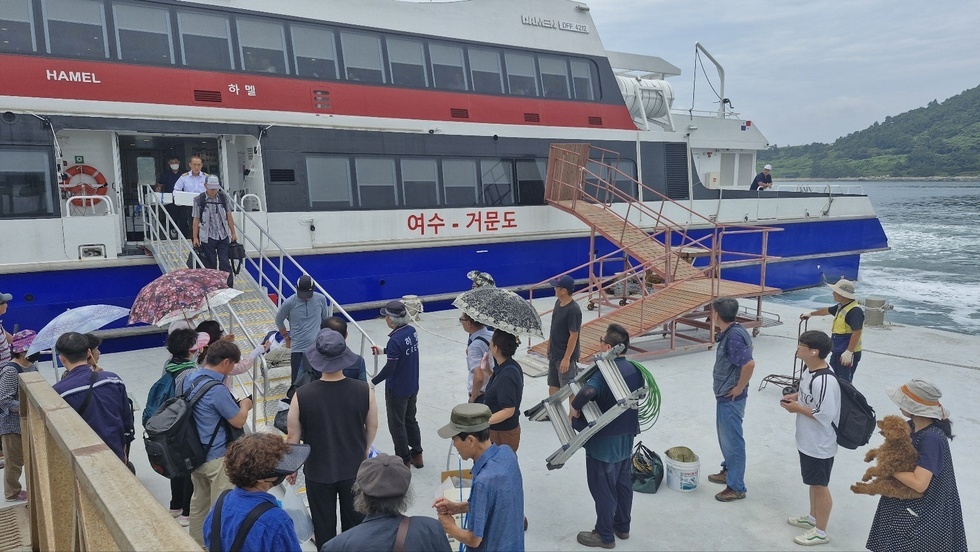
[{"xmin": 203, "ymin": 433, "xmax": 309, "ymax": 552}]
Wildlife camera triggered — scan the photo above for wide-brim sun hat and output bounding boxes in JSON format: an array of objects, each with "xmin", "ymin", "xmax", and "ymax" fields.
[
  {"xmin": 887, "ymin": 379, "xmax": 949, "ymax": 419},
  {"xmin": 827, "ymin": 278, "xmax": 857, "ymax": 300},
  {"xmin": 305, "ymin": 328, "xmax": 359, "ymax": 373}
]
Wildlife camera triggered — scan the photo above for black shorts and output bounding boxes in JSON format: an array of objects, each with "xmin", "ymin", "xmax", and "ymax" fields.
[{"xmin": 799, "ymin": 451, "xmax": 834, "ymax": 486}]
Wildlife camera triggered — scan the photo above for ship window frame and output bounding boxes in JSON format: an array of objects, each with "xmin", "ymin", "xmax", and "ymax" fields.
[
  {"xmin": 442, "ymin": 159, "xmax": 478, "ymax": 207},
  {"xmin": 516, "ymin": 159, "xmax": 548, "ymax": 206},
  {"xmin": 354, "ymin": 157, "xmax": 398, "ymax": 208},
  {"xmin": 290, "ymin": 23, "xmax": 338, "ymax": 80},
  {"xmin": 386, "ymin": 36, "xmax": 428, "ymax": 88},
  {"xmin": 570, "ymin": 58, "xmax": 596, "ymax": 101},
  {"xmin": 504, "ymin": 51, "xmax": 538, "ymax": 97},
  {"xmin": 306, "ymin": 155, "xmax": 353, "ymax": 208},
  {"xmin": 584, "ymin": 158, "xmax": 638, "ymax": 203},
  {"xmin": 341, "ymin": 31, "xmax": 386, "ymax": 84},
  {"xmin": 41, "ymin": 0, "xmax": 109, "ymax": 60},
  {"xmin": 0, "ymin": 0, "xmax": 37, "ymax": 53},
  {"xmin": 176, "ymin": 10, "xmax": 235, "ymax": 71},
  {"xmin": 429, "ymin": 42, "xmax": 468, "ymax": 91},
  {"xmin": 539, "ymin": 55, "xmax": 571, "ymax": 99},
  {"xmin": 400, "ymin": 158, "xmax": 439, "ymax": 207},
  {"xmin": 468, "ymin": 47, "xmax": 503, "ymax": 95},
  {"xmin": 112, "ymin": 2, "xmax": 175, "ymax": 66},
  {"xmin": 480, "ymin": 159, "xmax": 514, "ymax": 206},
  {"xmin": 0, "ymin": 146, "xmax": 58, "ymax": 219},
  {"xmin": 237, "ymin": 17, "xmax": 289, "ymax": 75}
]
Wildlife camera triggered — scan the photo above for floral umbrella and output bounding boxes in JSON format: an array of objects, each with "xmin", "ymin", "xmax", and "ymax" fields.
[
  {"xmin": 452, "ymin": 286, "xmax": 544, "ymax": 338},
  {"xmin": 129, "ymin": 268, "xmax": 241, "ymax": 326},
  {"xmin": 27, "ymin": 304, "xmax": 131, "ymax": 356}
]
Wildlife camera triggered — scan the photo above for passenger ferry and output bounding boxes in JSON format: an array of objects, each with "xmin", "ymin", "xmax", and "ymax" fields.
[{"xmin": 0, "ymin": 0, "xmax": 887, "ymax": 345}]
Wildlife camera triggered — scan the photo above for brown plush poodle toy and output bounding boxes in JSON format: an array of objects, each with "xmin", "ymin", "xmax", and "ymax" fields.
[{"xmin": 850, "ymin": 415, "xmax": 924, "ymax": 500}]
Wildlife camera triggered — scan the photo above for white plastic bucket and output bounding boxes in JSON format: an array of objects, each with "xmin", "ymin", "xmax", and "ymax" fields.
[{"xmin": 664, "ymin": 450, "xmax": 700, "ymax": 492}]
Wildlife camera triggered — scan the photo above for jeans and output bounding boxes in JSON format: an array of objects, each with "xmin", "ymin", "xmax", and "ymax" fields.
[
  {"xmin": 716, "ymin": 397, "xmax": 747, "ymax": 493},
  {"xmin": 586, "ymin": 455, "xmax": 632, "ymax": 544},
  {"xmin": 830, "ymin": 351, "xmax": 861, "ymax": 382},
  {"xmin": 385, "ymin": 389, "xmax": 422, "ymax": 462},
  {"xmin": 289, "ymin": 351, "xmax": 309, "ymax": 386},
  {"xmin": 307, "ymin": 478, "xmax": 363, "ymax": 547},
  {"xmin": 200, "ymin": 236, "xmax": 233, "ymax": 288}
]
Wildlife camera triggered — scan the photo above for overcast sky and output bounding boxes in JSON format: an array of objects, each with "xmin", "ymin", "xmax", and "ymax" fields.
[{"xmin": 588, "ymin": 0, "xmax": 980, "ymax": 146}]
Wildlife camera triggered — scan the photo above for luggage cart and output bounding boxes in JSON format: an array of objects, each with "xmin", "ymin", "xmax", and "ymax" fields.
[{"xmin": 758, "ymin": 318, "xmax": 807, "ymax": 392}]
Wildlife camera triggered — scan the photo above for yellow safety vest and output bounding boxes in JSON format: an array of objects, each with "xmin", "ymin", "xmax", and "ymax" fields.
[{"xmin": 832, "ymin": 300, "xmax": 862, "ymax": 352}]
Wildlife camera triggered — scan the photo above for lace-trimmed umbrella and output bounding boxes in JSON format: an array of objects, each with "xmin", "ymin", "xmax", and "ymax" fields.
[
  {"xmin": 27, "ymin": 304, "xmax": 131, "ymax": 356},
  {"xmin": 452, "ymin": 286, "xmax": 543, "ymax": 338},
  {"xmin": 129, "ymin": 268, "xmax": 242, "ymax": 326}
]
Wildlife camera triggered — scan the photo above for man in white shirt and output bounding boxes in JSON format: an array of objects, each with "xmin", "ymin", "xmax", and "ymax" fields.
[
  {"xmin": 780, "ymin": 330, "xmax": 841, "ymax": 547},
  {"xmin": 460, "ymin": 313, "xmax": 493, "ymax": 403},
  {"xmin": 173, "ymin": 156, "xmax": 208, "ymax": 235}
]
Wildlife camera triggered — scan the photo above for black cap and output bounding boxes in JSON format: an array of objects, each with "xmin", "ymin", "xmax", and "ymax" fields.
[
  {"xmin": 380, "ymin": 300, "xmax": 407, "ymax": 317},
  {"xmin": 297, "ymin": 275, "xmax": 314, "ymax": 300}
]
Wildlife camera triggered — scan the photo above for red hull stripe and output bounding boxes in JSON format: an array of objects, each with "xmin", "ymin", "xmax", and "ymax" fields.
[{"xmin": 2, "ymin": 54, "xmax": 636, "ymax": 130}]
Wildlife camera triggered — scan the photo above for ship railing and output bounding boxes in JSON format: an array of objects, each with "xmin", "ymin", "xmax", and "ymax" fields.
[
  {"xmin": 772, "ymin": 183, "xmax": 865, "ymax": 195},
  {"xmin": 62, "ymin": 195, "xmax": 114, "ymax": 216}
]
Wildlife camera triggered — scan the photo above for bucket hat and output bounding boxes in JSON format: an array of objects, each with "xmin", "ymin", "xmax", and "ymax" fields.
[
  {"xmin": 827, "ymin": 278, "xmax": 857, "ymax": 300},
  {"xmin": 438, "ymin": 403, "xmax": 492, "ymax": 438},
  {"xmin": 305, "ymin": 329, "xmax": 358, "ymax": 373},
  {"xmin": 887, "ymin": 379, "xmax": 949, "ymax": 419}
]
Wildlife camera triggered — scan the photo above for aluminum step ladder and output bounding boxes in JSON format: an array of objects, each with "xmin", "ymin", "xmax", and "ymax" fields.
[{"xmin": 524, "ymin": 345, "xmax": 647, "ymax": 470}]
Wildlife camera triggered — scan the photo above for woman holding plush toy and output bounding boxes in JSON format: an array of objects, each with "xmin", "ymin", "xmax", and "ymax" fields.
[{"xmin": 865, "ymin": 379, "xmax": 966, "ymax": 552}]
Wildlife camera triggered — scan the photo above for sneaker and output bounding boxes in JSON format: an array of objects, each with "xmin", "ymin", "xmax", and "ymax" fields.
[
  {"xmin": 794, "ymin": 528, "xmax": 830, "ymax": 546},
  {"xmin": 714, "ymin": 486, "xmax": 746, "ymax": 502},
  {"xmin": 176, "ymin": 515, "xmax": 190, "ymax": 527},
  {"xmin": 168, "ymin": 509, "xmax": 182, "ymax": 517},
  {"xmin": 576, "ymin": 531, "xmax": 615, "ymax": 549},
  {"xmin": 707, "ymin": 469, "xmax": 727, "ymax": 485},
  {"xmin": 5, "ymin": 491, "xmax": 27, "ymax": 502},
  {"xmin": 787, "ymin": 515, "xmax": 816, "ymax": 529}
]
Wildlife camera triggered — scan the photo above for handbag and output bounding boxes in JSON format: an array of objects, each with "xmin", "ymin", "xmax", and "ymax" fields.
[
  {"xmin": 630, "ymin": 441, "xmax": 664, "ymax": 494},
  {"xmin": 280, "ymin": 482, "xmax": 314, "ymax": 542},
  {"xmin": 228, "ymin": 241, "xmax": 246, "ymax": 275},
  {"xmin": 186, "ymin": 246, "xmax": 204, "ymax": 269}
]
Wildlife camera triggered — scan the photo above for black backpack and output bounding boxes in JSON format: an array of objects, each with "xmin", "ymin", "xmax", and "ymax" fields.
[
  {"xmin": 811, "ymin": 370, "xmax": 876, "ymax": 449},
  {"xmin": 143, "ymin": 378, "xmax": 223, "ymax": 478}
]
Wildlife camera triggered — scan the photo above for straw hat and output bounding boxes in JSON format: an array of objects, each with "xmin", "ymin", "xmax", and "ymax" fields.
[
  {"xmin": 827, "ymin": 278, "xmax": 857, "ymax": 300},
  {"xmin": 887, "ymin": 379, "xmax": 949, "ymax": 419}
]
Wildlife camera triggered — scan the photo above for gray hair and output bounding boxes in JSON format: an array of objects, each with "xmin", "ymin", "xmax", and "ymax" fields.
[
  {"xmin": 387, "ymin": 314, "xmax": 410, "ymax": 328},
  {"xmin": 353, "ymin": 485, "xmax": 411, "ymax": 516},
  {"xmin": 712, "ymin": 297, "xmax": 740, "ymax": 323}
]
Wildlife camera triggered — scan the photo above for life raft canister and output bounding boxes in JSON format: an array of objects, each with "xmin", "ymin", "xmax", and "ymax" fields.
[{"xmin": 61, "ymin": 164, "xmax": 108, "ymax": 207}]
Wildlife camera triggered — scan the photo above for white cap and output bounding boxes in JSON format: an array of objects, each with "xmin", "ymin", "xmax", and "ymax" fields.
[
  {"xmin": 205, "ymin": 175, "xmax": 221, "ymax": 189},
  {"xmin": 763, "ymin": 164, "xmax": 772, "ymax": 171}
]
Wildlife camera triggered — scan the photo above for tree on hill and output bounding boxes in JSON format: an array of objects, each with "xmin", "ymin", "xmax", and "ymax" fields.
[{"xmin": 759, "ymin": 84, "xmax": 980, "ymax": 177}]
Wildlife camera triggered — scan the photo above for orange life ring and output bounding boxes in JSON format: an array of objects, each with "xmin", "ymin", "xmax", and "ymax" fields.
[{"xmin": 62, "ymin": 164, "xmax": 108, "ymax": 207}]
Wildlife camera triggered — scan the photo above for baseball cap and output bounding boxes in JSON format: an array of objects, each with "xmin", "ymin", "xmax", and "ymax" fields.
[
  {"xmin": 549, "ymin": 274, "xmax": 575, "ymax": 292},
  {"xmin": 205, "ymin": 175, "xmax": 221, "ymax": 190},
  {"xmin": 297, "ymin": 274, "xmax": 314, "ymax": 300},
  {"xmin": 356, "ymin": 453, "xmax": 411, "ymax": 498},
  {"xmin": 438, "ymin": 403, "xmax": 492, "ymax": 438},
  {"xmin": 0, "ymin": 292, "xmax": 11, "ymax": 303},
  {"xmin": 763, "ymin": 164, "xmax": 772, "ymax": 171},
  {"xmin": 380, "ymin": 300, "xmax": 407, "ymax": 317}
]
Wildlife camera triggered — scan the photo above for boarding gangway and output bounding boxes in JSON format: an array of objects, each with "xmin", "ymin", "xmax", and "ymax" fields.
[{"xmin": 528, "ymin": 144, "xmax": 780, "ymax": 362}]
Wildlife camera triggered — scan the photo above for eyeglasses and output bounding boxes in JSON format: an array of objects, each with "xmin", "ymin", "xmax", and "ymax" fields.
[
  {"xmin": 598, "ymin": 337, "xmax": 607, "ymax": 344},
  {"xmin": 458, "ymin": 317, "xmax": 468, "ymax": 323}
]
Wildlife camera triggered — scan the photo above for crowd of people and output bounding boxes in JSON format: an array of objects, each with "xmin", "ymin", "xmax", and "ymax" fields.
[{"xmin": 0, "ymin": 274, "xmax": 968, "ymax": 551}]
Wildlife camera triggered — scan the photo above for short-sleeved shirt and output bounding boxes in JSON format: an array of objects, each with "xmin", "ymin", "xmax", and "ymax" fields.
[
  {"xmin": 749, "ymin": 172, "xmax": 772, "ymax": 190},
  {"xmin": 371, "ymin": 325, "xmax": 419, "ymax": 397},
  {"xmin": 173, "ymin": 171, "xmax": 207, "ymax": 193},
  {"xmin": 192, "ymin": 191, "xmax": 234, "ymax": 242},
  {"xmin": 548, "ymin": 299, "xmax": 582, "ymax": 362},
  {"xmin": 202, "ymin": 488, "xmax": 301, "ymax": 552},
  {"xmin": 484, "ymin": 358, "xmax": 523, "ymax": 431},
  {"xmin": 467, "ymin": 444, "xmax": 525, "ymax": 552},
  {"xmin": 796, "ymin": 368, "xmax": 841, "ymax": 459},
  {"xmin": 181, "ymin": 368, "xmax": 241, "ymax": 462},
  {"xmin": 827, "ymin": 301, "xmax": 864, "ymax": 353},
  {"xmin": 466, "ymin": 327, "xmax": 493, "ymax": 394},
  {"xmin": 712, "ymin": 323, "xmax": 753, "ymax": 399}
]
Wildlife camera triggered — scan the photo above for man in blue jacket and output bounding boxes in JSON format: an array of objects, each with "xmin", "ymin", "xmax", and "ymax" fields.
[{"xmin": 371, "ymin": 300, "xmax": 422, "ymax": 468}]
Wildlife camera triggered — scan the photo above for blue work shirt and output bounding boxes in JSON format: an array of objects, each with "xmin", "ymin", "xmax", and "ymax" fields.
[
  {"xmin": 371, "ymin": 325, "xmax": 419, "ymax": 397},
  {"xmin": 181, "ymin": 368, "xmax": 240, "ymax": 462},
  {"xmin": 203, "ymin": 487, "xmax": 301, "ymax": 552},
  {"xmin": 321, "ymin": 513, "xmax": 451, "ymax": 552},
  {"xmin": 467, "ymin": 444, "xmax": 524, "ymax": 552},
  {"xmin": 712, "ymin": 322, "xmax": 753, "ymax": 400}
]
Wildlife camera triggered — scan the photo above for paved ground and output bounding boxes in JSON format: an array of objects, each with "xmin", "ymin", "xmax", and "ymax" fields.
[{"xmin": 25, "ymin": 297, "xmax": 979, "ymax": 551}]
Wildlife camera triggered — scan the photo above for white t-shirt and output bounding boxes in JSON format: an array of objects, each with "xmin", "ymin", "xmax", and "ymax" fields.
[
  {"xmin": 796, "ymin": 367, "xmax": 841, "ymax": 459},
  {"xmin": 466, "ymin": 326, "xmax": 493, "ymax": 394}
]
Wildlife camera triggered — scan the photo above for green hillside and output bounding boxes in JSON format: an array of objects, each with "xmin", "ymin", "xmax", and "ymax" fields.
[{"xmin": 759, "ymin": 84, "xmax": 980, "ymax": 178}]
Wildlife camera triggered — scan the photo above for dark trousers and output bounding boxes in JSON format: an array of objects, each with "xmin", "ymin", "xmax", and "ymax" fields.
[
  {"xmin": 307, "ymin": 478, "xmax": 363, "ymax": 547},
  {"xmin": 385, "ymin": 389, "xmax": 422, "ymax": 462},
  {"xmin": 200, "ymin": 236, "xmax": 233, "ymax": 288},
  {"xmin": 176, "ymin": 206, "xmax": 193, "ymax": 236},
  {"xmin": 289, "ymin": 351, "xmax": 308, "ymax": 386},
  {"xmin": 169, "ymin": 475, "xmax": 193, "ymax": 516},
  {"xmin": 586, "ymin": 455, "xmax": 633, "ymax": 544},
  {"xmin": 830, "ymin": 350, "xmax": 861, "ymax": 382}
]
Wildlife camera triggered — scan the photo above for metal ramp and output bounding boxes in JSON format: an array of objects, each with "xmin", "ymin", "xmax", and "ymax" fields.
[
  {"xmin": 528, "ymin": 144, "xmax": 780, "ymax": 360},
  {"xmin": 139, "ymin": 187, "xmax": 379, "ymax": 430},
  {"xmin": 524, "ymin": 345, "xmax": 647, "ymax": 470}
]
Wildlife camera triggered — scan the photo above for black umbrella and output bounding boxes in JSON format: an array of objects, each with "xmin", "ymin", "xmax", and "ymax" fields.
[{"xmin": 452, "ymin": 287, "xmax": 544, "ymax": 338}]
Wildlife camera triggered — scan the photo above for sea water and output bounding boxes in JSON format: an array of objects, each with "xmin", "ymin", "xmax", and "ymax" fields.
[{"xmin": 770, "ymin": 181, "xmax": 980, "ymax": 336}]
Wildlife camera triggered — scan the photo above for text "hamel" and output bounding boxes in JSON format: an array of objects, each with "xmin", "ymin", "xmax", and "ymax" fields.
[{"xmin": 46, "ymin": 70, "xmax": 102, "ymax": 83}]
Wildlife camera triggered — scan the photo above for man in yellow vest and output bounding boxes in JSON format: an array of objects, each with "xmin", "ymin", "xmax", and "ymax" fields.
[{"xmin": 800, "ymin": 279, "xmax": 863, "ymax": 382}]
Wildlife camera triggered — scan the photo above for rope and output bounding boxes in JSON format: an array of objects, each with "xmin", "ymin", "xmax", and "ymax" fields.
[{"xmin": 629, "ymin": 360, "xmax": 661, "ymax": 431}]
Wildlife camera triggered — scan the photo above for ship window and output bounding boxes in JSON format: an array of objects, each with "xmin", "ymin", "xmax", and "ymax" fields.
[
  {"xmin": 177, "ymin": 11, "xmax": 234, "ymax": 70},
  {"xmin": 355, "ymin": 158, "xmax": 397, "ymax": 208},
  {"xmin": 504, "ymin": 52, "xmax": 538, "ymax": 97},
  {"xmin": 292, "ymin": 25, "xmax": 337, "ymax": 79},
  {"xmin": 42, "ymin": 0, "xmax": 108, "ymax": 59},
  {"xmin": 113, "ymin": 3, "xmax": 174, "ymax": 65},
  {"xmin": 584, "ymin": 159, "xmax": 637, "ymax": 203},
  {"xmin": 430, "ymin": 43, "xmax": 467, "ymax": 91},
  {"xmin": 468, "ymin": 48, "xmax": 503, "ymax": 94},
  {"xmin": 442, "ymin": 159, "xmax": 477, "ymax": 207},
  {"xmin": 481, "ymin": 159, "xmax": 513, "ymax": 206},
  {"xmin": 0, "ymin": 0, "xmax": 36, "ymax": 53},
  {"xmin": 516, "ymin": 159, "xmax": 548, "ymax": 206},
  {"xmin": 0, "ymin": 149, "xmax": 56, "ymax": 218},
  {"xmin": 306, "ymin": 156, "xmax": 351, "ymax": 208},
  {"xmin": 400, "ymin": 159, "xmax": 438, "ymax": 207},
  {"xmin": 570, "ymin": 59, "xmax": 595, "ymax": 100},
  {"xmin": 387, "ymin": 37, "xmax": 427, "ymax": 88},
  {"xmin": 238, "ymin": 18, "xmax": 288, "ymax": 74},
  {"xmin": 539, "ymin": 56, "xmax": 570, "ymax": 99},
  {"xmin": 341, "ymin": 32, "xmax": 385, "ymax": 84}
]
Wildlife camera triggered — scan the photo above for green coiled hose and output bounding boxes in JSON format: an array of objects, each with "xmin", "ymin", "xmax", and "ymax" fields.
[{"xmin": 629, "ymin": 360, "xmax": 661, "ymax": 431}]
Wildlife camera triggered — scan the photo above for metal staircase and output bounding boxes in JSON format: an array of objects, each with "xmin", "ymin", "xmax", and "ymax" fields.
[
  {"xmin": 528, "ymin": 144, "xmax": 780, "ymax": 360},
  {"xmin": 139, "ymin": 187, "xmax": 379, "ymax": 430}
]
